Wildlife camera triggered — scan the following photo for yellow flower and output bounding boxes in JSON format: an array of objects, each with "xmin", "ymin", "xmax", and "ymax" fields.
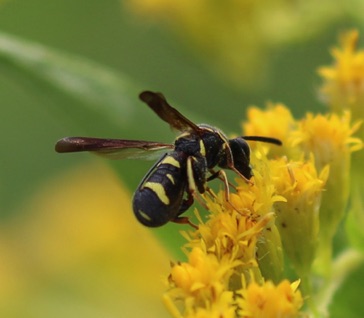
[
  {"xmin": 318, "ymin": 30, "xmax": 364, "ymax": 117},
  {"xmin": 186, "ymin": 188, "xmax": 278, "ymax": 287},
  {"xmin": 235, "ymin": 148, "xmax": 286, "ymax": 283},
  {"xmin": 235, "ymin": 147, "xmax": 287, "ymax": 216},
  {"xmin": 237, "ymin": 280, "xmax": 303, "ymax": 318},
  {"xmin": 240, "ymin": 91, "xmax": 363, "ymax": 281},
  {"xmin": 204, "ymin": 147, "xmax": 285, "ymax": 284},
  {"xmin": 290, "ymin": 111, "xmax": 362, "ymax": 274},
  {"xmin": 165, "ymin": 247, "xmax": 236, "ymax": 318},
  {"xmin": 242, "ymin": 103, "xmax": 297, "ymax": 149},
  {"xmin": 318, "ymin": 31, "xmax": 364, "ymax": 254},
  {"xmin": 242, "ymin": 103, "xmax": 297, "ymax": 158},
  {"xmin": 270, "ymin": 156, "xmax": 328, "ymax": 282},
  {"xmin": 164, "ymin": 145, "xmax": 295, "ymax": 317},
  {"xmin": 291, "ymin": 111, "xmax": 362, "ymax": 171}
]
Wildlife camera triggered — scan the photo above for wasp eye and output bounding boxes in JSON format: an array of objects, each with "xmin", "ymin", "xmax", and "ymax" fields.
[{"xmin": 229, "ymin": 138, "xmax": 252, "ymax": 179}]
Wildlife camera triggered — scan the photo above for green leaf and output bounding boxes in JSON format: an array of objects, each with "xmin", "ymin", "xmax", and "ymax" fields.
[
  {"xmin": 326, "ymin": 250, "xmax": 364, "ymax": 318},
  {"xmin": 0, "ymin": 31, "xmax": 198, "ymax": 139},
  {"xmin": 0, "ymin": 31, "xmax": 135, "ymax": 122}
]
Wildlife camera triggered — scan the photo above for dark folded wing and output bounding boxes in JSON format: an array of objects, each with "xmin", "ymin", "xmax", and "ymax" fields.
[
  {"xmin": 55, "ymin": 137, "xmax": 174, "ymax": 160},
  {"xmin": 139, "ymin": 91, "xmax": 202, "ymax": 133}
]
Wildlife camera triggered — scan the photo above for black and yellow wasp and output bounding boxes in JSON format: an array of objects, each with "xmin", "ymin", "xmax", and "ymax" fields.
[{"xmin": 55, "ymin": 91, "xmax": 281, "ymax": 227}]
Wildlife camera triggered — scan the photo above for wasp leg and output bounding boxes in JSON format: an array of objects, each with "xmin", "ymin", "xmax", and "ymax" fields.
[
  {"xmin": 208, "ymin": 169, "xmax": 237, "ymax": 190},
  {"xmin": 186, "ymin": 156, "xmax": 209, "ymax": 211},
  {"xmin": 179, "ymin": 191, "xmax": 194, "ymax": 213},
  {"xmin": 208, "ymin": 169, "xmax": 244, "ymax": 214},
  {"xmin": 208, "ymin": 169, "xmax": 231, "ymax": 203},
  {"xmin": 171, "ymin": 215, "xmax": 198, "ymax": 229},
  {"xmin": 171, "ymin": 192, "xmax": 198, "ymax": 229},
  {"xmin": 231, "ymin": 166, "xmax": 254, "ymax": 185}
]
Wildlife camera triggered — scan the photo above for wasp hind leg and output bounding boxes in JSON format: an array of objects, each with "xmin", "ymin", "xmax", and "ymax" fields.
[
  {"xmin": 171, "ymin": 216, "xmax": 198, "ymax": 229},
  {"xmin": 171, "ymin": 192, "xmax": 198, "ymax": 229}
]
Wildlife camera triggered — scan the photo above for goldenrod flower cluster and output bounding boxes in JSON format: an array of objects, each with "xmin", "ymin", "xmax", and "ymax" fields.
[
  {"xmin": 164, "ymin": 30, "xmax": 364, "ymax": 317},
  {"xmin": 319, "ymin": 30, "xmax": 364, "ymax": 119}
]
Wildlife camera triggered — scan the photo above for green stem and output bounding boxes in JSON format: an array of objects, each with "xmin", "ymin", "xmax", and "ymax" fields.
[
  {"xmin": 315, "ymin": 248, "xmax": 364, "ymax": 317},
  {"xmin": 299, "ymin": 273, "xmax": 319, "ymax": 317},
  {"xmin": 313, "ymin": 231, "xmax": 333, "ymax": 278}
]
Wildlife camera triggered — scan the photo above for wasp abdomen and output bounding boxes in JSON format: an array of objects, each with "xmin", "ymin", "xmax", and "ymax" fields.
[{"xmin": 133, "ymin": 153, "xmax": 187, "ymax": 227}]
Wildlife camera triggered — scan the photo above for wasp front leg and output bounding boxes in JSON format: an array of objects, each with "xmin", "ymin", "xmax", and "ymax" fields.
[
  {"xmin": 208, "ymin": 169, "xmax": 237, "ymax": 190},
  {"xmin": 207, "ymin": 169, "xmax": 231, "ymax": 202},
  {"xmin": 207, "ymin": 169, "xmax": 244, "ymax": 214}
]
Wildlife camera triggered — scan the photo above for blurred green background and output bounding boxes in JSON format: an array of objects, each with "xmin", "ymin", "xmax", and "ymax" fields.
[{"xmin": 0, "ymin": 0, "xmax": 363, "ymax": 317}]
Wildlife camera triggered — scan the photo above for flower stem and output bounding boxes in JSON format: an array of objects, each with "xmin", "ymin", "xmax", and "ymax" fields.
[{"xmin": 315, "ymin": 248, "xmax": 364, "ymax": 317}]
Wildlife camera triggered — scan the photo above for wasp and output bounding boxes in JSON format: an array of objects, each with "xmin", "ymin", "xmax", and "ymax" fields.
[{"xmin": 55, "ymin": 91, "xmax": 281, "ymax": 227}]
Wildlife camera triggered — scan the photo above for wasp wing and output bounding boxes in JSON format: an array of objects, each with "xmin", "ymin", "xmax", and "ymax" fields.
[
  {"xmin": 55, "ymin": 137, "xmax": 174, "ymax": 160},
  {"xmin": 139, "ymin": 91, "xmax": 202, "ymax": 133}
]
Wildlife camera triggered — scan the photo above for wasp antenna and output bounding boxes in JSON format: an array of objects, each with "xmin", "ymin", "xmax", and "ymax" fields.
[{"xmin": 242, "ymin": 136, "xmax": 282, "ymax": 146}]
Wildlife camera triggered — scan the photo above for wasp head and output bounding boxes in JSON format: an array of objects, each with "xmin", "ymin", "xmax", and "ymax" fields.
[{"xmin": 228, "ymin": 137, "xmax": 252, "ymax": 179}]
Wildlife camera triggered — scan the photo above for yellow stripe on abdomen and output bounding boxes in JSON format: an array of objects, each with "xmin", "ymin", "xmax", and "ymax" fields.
[
  {"xmin": 166, "ymin": 173, "xmax": 175, "ymax": 185},
  {"xmin": 143, "ymin": 182, "xmax": 170, "ymax": 205},
  {"xmin": 160, "ymin": 156, "xmax": 180, "ymax": 168}
]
